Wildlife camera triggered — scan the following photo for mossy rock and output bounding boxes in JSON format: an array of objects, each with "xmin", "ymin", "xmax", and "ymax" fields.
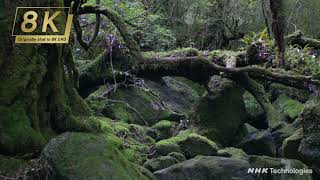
[
  {"xmin": 152, "ymin": 120, "xmax": 177, "ymax": 140},
  {"xmin": 42, "ymin": 132, "xmax": 148, "ymax": 180},
  {"xmin": 271, "ymin": 120, "xmax": 301, "ymax": 147},
  {"xmin": 190, "ymin": 76, "xmax": 247, "ymax": 146},
  {"xmin": 143, "ymin": 156, "xmax": 177, "ymax": 172},
  {"xmin": 267, "ymin": 83, "xmax": 310, "ymax": 103},
  {"xmin": 155, "ymin": 131, "xmax": 218, "ymax": 158},
  {"xmin": 243, "ymin": 91, "xmax": 265, "ymax": 126},
  {"xmin": 154, "ymin": 156, "xmax": 255, "ymax": 180},
  {"xmin": 249, "ymin": 155, "xmax": 313, "ymax": 180},
  {"xmin": 238, "ymin": 130, "xmax": 276, "ymax": 157},
  {"xmin": 111, "ymin": 122, "xmax": 155, "ymax": 164},
  {"xmin": 273, "ymin": 94, "xmax": 304, "ymax": 122},
  {"xmin": 86, "ymin": 85, "xmax": 173, "ymax": 126},
  {"xmin": 168, "ymin": 152, "xmax": 186, "ymax": 163},
  {"xmin": 145, "ymin": 77, "xmax": 202, "ymax": 115},
  {"xmin": 234, "ymin": 123, "xmax": 259, "ymax": 144},
  {"xmin": 298, "ymin": 102, "xmax": 320, "ymax": 175},
  {"xmin": 280, "ymin": 128, "xmax": 303, "ymax": 159},
  {"xmin": 218, "ymin": 147, "xmax": 249, "ymax": 161},
  {"xmin": 178, "ymin": 133, "xmax": 218, "ymax": 158}
]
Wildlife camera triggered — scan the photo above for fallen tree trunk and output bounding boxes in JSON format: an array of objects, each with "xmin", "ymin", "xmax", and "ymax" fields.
[{"xmin": 285, "ymin": 31, "xmax": 320, "ymax": 49}]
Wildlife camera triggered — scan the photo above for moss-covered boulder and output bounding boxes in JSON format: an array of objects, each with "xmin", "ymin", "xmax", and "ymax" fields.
[
  {"xmin": 267, "ymin": 83, "xmax": 310, "ymax": 103},
  {"xmin": 86, "ymin": 76, "xmax": 203, "ymax": 126},
  {"xmin": 190, "ymin": 76, "xmax": 247, "ymax": 146},
  {"xmin": 145, "ymin": 77, "xmax": 203, "ymax": 114},
  {"xmin": 42, "ymin": 132, "xmax": 148, "ymax": 180},
  {"xmin": 85, "ymin": 85, "xmax": 173, "ymax": 126},
  {"xmin": 273, "ymin": 94, "xmax": 304, "ymax": 122},
  {"xmin": 154, "ymin": 156, "xmax": 255, "ymax": 180},
  {"xmin": 238, "ymin": 130, "xmax": 276, "ymax": 156},
  {"xmin": 249, "ymin": 155, "xmax": 313, "ymax": 180},
  {"xmin": 234, "ymin": 123, "xmax": 259, "ymax": 144},
  {"xmin": 218, "ymin": 147, "xmax": 249, "ymax": 161},
  {"xmin": 298, "ymin": 102, "xmax": 320, "ymax": 176},
  {"xmin": 143, "ymin": 156, "xmax": 177, "ymax": 172},
  {"xmin": 152, "ymin": 120, "xmax": 177, "ymax": 141},
  {"xmin": 271, "ymin": 119, "xmax": 301, "ymax": 148},
  {"xmin": 168, "ymin": 152, "xmax": 186, "ymax": 163},
  {"xmin": 243, "ymin": 91, "xmax": 265, "ymax": 127},
  {"xmin": 280, "ymin": 128, "xmax": 303, "ymax": 159},
  {"xmin": 155, "ymin": 131, "xmax": 218, "ymax": 158},
  {"xmin": 111, "ymin": 122, "xmax": 155, "ymax": 164}
]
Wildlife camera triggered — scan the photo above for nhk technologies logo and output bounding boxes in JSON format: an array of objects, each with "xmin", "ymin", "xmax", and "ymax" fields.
[{"xmin": 12, "ymin": 7, "xmax": 73, "ymax": 44}]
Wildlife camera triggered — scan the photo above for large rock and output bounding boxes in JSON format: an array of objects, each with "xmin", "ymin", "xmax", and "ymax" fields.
[
  {"xmin": 86, "ymin": 76, "xmax": 202, "ymax": 126},
  {"xmin": 273, "ymin": 94, "xmax": 304, "ymax": 122},
  {"xmin": 217, "ymin": 147, "xmax": 249, "ymax": 161},
  {"xmin": 298, "ymin": 102, "xmax": 320, "ymax": 176},
  {"xmin": 155, "ymin": 131, "xmax": 218, "ymax": 158},
  {"xmin": 280, "ymin": 128, "xmax": 303, "ymax": 159},
  {"xmin": 143, "ymin": 156, "xmax": 177, "ymax": 172},
  {"xmin": 154, "ymin": 156, "xmax": 255, "ymax": 180},
  {"xmin": 267, "ymin": 83, "xmax": 310, "ymax": 103},
  {"xmin": 190, "ymin": 76, "xmax": 247, "ymax": 146},
  {"xmin": 238, "ymin": 130, "xmax": 276, "ymax": 156},
  {"xmin": 271, "ymin": 120, "xmax": 301, "ymax": 149},
  {"xmin": 243, "ymin": 91, "xmax": 266, "ymax": 128},
  {"xmin": 152, "ymin": 120, "xmax": 177, "ymax": 141},
  {"xmin": 42, "ymin": 132, "xmax": 148, "ymax": 180},
  {"xmin": 249, "ymin": 155, "xmax": 313, "ymax": 180}
]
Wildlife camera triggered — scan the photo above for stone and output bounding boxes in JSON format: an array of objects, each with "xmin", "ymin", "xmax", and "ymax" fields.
[
  {"xmin": 154, "ymin": 156, "xmax": 255, "ymax": 180},
  {"xmin": 280, "ymin": 128, "xmax": 303, "ymax": 159},
  {"xmin": 143, "ymin": 156, "xmax": 177, "ymax": 172},
  {"xmin": 42, "ymin": 132, "xmax": 148, "ymax": 180},
  {"xmin": 273, "ymin": 94, "xmax": 304, "ymax": 122},
  {"xmin": 190, "ymin": 76, "xmax": 247, "ymax": 146},
  {"xmin": 238, "ymin": 130, "xmax": 276, "ymax": 156},
  {"xmin": 218, "ymin": 147, "xmax": 249, "ymax": 161}
]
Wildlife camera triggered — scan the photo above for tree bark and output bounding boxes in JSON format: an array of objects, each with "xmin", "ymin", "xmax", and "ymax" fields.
[{"xmin": 0, "ymin": 0, "xmax": 98, "ymax": 155}]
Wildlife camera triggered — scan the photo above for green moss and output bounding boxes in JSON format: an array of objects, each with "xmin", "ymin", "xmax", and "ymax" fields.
[
  {"xmin": 143, "ymin": 48, "xmax": 199, "ymax": 59},
  {"xmin": 42, "ymin": 132, "xmax": 148, "ymax": 180},
  {"xmin": 168, "ymin": 152, "xmax": 186, "ymax": 162},
  {"xmin": 143, "ymin": 156, "xmax": 177, "ymax": 172},
  {"xmin": 152, "ymin": 120, "xmax": 177, "ymax": 140},
  {"xmin": 284, "ymin": 99, "xmax": 304, "ymax": 120},
  {"xmin": 0, "ymin": 155, "xmax": 29, "ymax": 174},
  {"xmin": 87, "ymin": 86, "xmax": 173, "ymax": 125},
  {"xmin": 113, "ymin": 121, "xmax": 130, "ymax": 136},
  {"xmin": 173, "ymin": 77, "xmax": 206, "ymax": 96},
  {"xmin": 155, "ymin": 130, "xmax": 218, "ymax": 158},
  {"xmin": 217, "ymin": 147, "xmax": 249, "ymax": 161},
  {"xmin": 190, "ymin": 76, "xmax": 247, "ymax": 146},
  {"xmin": 273, "ymin": 94, "xmax": 304, "ymax": 121},
  {"xmin": 0, "ymin": 104, "xmax": 46, "ymax": 155}
]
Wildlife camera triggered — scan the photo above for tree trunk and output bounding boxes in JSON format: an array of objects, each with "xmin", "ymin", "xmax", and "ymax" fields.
[{"xmin": 0, "ymin": 0, "xmax": 97, "ymax": 155}]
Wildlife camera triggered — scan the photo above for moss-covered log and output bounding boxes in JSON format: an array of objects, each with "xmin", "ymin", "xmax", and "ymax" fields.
[{"xmin": 285, "ymin": 31, "xmax": 320, "ymax": 49}]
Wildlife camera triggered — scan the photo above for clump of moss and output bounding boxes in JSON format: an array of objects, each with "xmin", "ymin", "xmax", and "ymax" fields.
[
  {"xmin": 273, "ymin": 94, "xmax": 304, "ymax": 121},
  {"xmin": 168, "ymin": 152, "xmax": 186, "ymax": 162},
  {"xmin": 143, "ymin": 156, "xmax": 177, "ymax": 172},
  {"xmin": 152, "ymin": 120, "xmax": 177, "ymax": 140},
  {"xmin": 155, "ymin": 130, "xmax": 218, "ymax": 158},
  {"xmin": 143, "ymin": 48, "xmax": 199, "ymax": 59}
]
